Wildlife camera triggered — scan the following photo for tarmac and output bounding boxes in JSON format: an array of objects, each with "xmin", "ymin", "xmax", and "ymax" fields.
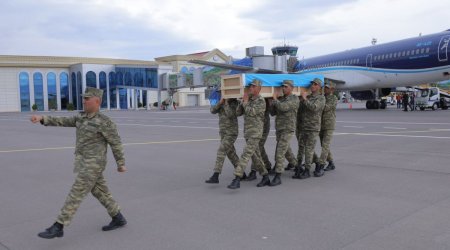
[{"xmin": 0, "ymin": 102, "xmax": 449, "ymax": 250}]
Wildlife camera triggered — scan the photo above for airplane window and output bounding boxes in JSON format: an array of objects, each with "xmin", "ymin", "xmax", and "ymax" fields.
[
  {"xmin": 416, "ymin": 49, "xmax": 420, "ymax": 54},
  {"xmin": 393, "ymin": 53, "xmax": 397, "ymax": 58},
  {"xmin": 421, "ymin": 48, "xmax": 425, "ymax": 54},
  {"xmin": 402, "ymin": 51, "xmax": 406, "ymax": 56},
  {"xmin": 381, "ymin": 55, "xmax": 385, "ymax": 60},
  {"xmin": 407, "ymin": 51, "xmax": 410, "ymax": 56},
  {"xmin": 411, "ymin": 50, "xmax": 415, "ymax": 55},
  {"xmin": 426, "ymin": 48, "xmax": 430, "ymax": 53},
  {"xmin": 388, "ymin": 53, "xmax": 392, "ymax": 58},
  {"xmin": 357, "ymin": 59, "xmax": 360, "ymax": 63}
]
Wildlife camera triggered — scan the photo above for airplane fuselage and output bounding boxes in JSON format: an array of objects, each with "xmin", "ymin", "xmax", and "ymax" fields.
[{"xmin": 297, "ymin": 29, "xmax": 450, "ymax": 91}]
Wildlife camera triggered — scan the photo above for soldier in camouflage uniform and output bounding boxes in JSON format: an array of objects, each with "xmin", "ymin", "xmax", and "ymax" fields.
[
  {"xmin": 31, "ymin": 87, "xmax": 127, "ymax": 239},
  {"xmin": 313, "ymin": 82, "xmax": 338, "ymax": 171},
  {"xmin": 295, "ymin": 99, "xmax": 306, "ymax": 170},
  {"xmin": 205, "ymin": 97, "xmax": 240, "ymax": 183},
  {"xmin": 228, "ymin": 79, "xmax": 270, "ymax": 189},
  {"xmin": 269, "ymin": 80, "xmax": 299, "ymax": 186},
  {"xmin": 247, "ymin": 98, "xmax": 272, "ymax": 181},
  {"xmin": 293, "ymin": 78, "xmax": 326, "ymax": 179}
]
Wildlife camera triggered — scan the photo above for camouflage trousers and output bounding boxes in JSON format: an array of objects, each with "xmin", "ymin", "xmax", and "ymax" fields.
[
  {"xmin": 274, "ymin": 131, "xmax": 297, "ymax": 173},
  {"xmin": 251, "ymin": 130, "xmax": 271, "ymax": 171},
  {"xmin": 296, "ymin": 130, "xmax": 305, "ymax": 165},
  {"xmin": 56, "ymin": 168, "xmax": 120, "ymax": 226},
  {"xmin": 302, "ymin": 130, "xmax": 319, "ymax": 170},
  {"xmin": 234, "ymin": 138, "xmax": 268, "ymax": 178},
  {"xmin": 213, "ymin": 134, "xmax": 239, "ymax": 173},
  {"xmin": 313, "ymin": 129, "xmax": 334, "ymax": 165}
]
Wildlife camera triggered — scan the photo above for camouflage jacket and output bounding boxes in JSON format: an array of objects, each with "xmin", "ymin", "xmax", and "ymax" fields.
[
  {"xmin": 42, "ymin": 112, "xmax": 125, "ymax": 172},
  {"xmin": 321, "ymin": 94, "xmax": 338, "ymax": 130},
  {"xmin": 236, "ymin": 95, "xmax": 266, "ymax": 139},
  {"xmin": 262, "ymin": 101, "xmax": 271, "ymax": 136},
  {"xmin": 210, "ymin": 100, "xmax": 239, "ymax": 136},
  {"xmin": 297, "ymin": 98, "xmax": 305, "ymax": 130},
  {"xmin": 270, "ymin": 94, "xmax": 299, "ymax": 133},
  {"xmin": 302, "ymin": 93, "xmax": 326, "ymax": 132}
]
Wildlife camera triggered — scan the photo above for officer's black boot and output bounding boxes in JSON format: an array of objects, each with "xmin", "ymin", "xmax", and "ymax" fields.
[
  {"xmin": 205, "ymin": 172, "xmax": 219, "ymax": 183},
  {"xmin": 241, "ymin": 172, "xmax": 248, "ymax": 180},
  {"xmin": 102, "ymin": 211, "xmax": 127, "ymax": 231},
  {"xmin": 299, "ymin": 168, "xmax": 311, "ymax": 179},
  {"xmin": 245, "ymin": 170, "xmax": 257, "ymax": 181},
  {"xmin": 285, "ymin": 163, "xmax": 295, "ymax": 171},
  {"xmin": 38, "ymin": 222, "xmax": 64, "ymax": 239},
  {"xmin": 324, "ymin": 161, "xmax": 335, "ymax": 171},
  {"xmin": 269, "ymin": 173, "xmax": 282, "ymax": 186},
  {"xmin": 256, "ymin": 174, "xmax": 271, "ymax": 187},
  {"xmin": 314, "ymin": 164, "xmax": 325, "ymax": 177},
  {"xmin": 227, "ymin": 177, "xmax": 241, "ymax": 189}
]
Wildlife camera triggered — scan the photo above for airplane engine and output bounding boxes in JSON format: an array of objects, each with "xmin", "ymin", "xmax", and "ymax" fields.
[{"xmin": 349, "ymin": 90, "xmax": 374, "ymax": 100}]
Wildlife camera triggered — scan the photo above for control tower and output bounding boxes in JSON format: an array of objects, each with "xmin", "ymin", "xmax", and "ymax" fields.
[{"xmin": 271, "ymin": 44, "xmax": 298, "ymax": 56}]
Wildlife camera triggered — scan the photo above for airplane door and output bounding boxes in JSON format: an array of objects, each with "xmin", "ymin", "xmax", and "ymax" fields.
[
  {"xmin": 366, "ymin": 54, "xmax": 373, "ymax": 68},
  {"xmin": 438, "ymin": 35, "xmax": 450, "ymax": 62}
]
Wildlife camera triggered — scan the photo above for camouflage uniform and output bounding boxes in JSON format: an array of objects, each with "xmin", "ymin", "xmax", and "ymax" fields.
[
  {"xmin": 271, "ymin": 93, "xmax": 299, "ymax": 173},
  {"xmin": 313, "ymin": 94, "xmax": 338, "ymax": 165},
  {"xmin": 296, "ymin": 100, "xmax": 306, "ymax": 165},
  {"xmin": 41, "ymin": 112, "xmax": 125, "ymax": 226},
  {"xmin": 301, "ymin": 93, "xmax": 325, "ymax": 171},
  {"xmin": 251, "ymin": 99, "xmax": 271, "ymax": 171},
  {"xmin": 210, "ymin": 100, "xmax": 240, "ymax": 173},
  {"xmin": 234, "ymin": 94, "xmax": 268, "ymax": 178}
]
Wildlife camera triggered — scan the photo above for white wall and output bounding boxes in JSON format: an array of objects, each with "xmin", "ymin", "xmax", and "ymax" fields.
[{"xmin": 0, "ymin": 68, "xmax": 20, "ymax": 112}]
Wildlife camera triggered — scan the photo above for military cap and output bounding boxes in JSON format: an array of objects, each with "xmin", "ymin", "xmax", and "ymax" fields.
[
  {"xmin": 282, "ymin": 80, "xmax": 294, "ymax": 88},
  {"xmin": 310, "ymin": 78, "xmax": 323, "ymax": 86},
  {"xmin": 324, "ymin": 81, "xmax": 335, "ymax": 88},
  {"xmin": 248, "ymin": 79, "xmax": 261, "ymax": 87},
  {"xmin": 82, "ymin": 87, "xmax": 103, "ymax": 98}
]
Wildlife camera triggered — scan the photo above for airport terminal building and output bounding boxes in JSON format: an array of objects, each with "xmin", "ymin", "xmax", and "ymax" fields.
[{"xmin": 0, "ymin": 49, "xmax": 230, "ymax": 112}]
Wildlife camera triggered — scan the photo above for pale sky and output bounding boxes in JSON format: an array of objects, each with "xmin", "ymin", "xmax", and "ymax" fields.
[{"xmin": 0, "ymin": 0, "xmax": 448, "ymax": 61}]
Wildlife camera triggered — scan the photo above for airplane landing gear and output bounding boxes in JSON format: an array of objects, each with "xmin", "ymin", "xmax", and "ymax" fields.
[{"xmin": 365, "ymin": 100, "xmax": 386, "ymax": 109}]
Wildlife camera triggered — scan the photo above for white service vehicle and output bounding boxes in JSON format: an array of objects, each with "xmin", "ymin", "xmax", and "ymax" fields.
[{"xmin": 415, "ymin": 87, "xmax": 450, "ymax": 110}]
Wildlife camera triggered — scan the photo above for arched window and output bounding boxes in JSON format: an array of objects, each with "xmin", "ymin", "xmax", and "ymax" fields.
[
  {"xmin": 99, "ymin": 71, "xmax": 107, "ymax": 108},
  {"xmin": 109, "ymin": 72, "xmax": 116, "ymax": 109},
  {"xmin": 134, "ymin": 72, "xmax": 144, "ymax": 87},
  {"xmin": 47, "ymin": 72, "xmax": 57, "ymax": 110},
  {"xmin": 71, "ymin": 72, "xmax": 77, "ymax": 109},
  {"xmin": 33, "ymin": 72, "xmax": 44, "ymax": 111},
  {"xmin": 116, "ymin": 72, "xmax": 123, "ymax": 86},
  {"xmin": 19, "ymin": 72, "xmax": 30, "ymax": 111},
  {"xmin": 124, "ymin": 72, "xmax": 133, "ymax": 86},
  {"xmin": 86, "ymin": 71, "xmax": 97, "ymax": 88},
  {"xmin": 77, "ymin": 72, "xmax": 82, "ymax": 110},
  {"xmin": 60, "ymin": 72, "xmax": 69, "ymax": 110}
]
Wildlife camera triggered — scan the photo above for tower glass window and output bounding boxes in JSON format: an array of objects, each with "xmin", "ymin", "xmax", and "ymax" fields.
[
  {"xmin": 47, "ymin": 72, "xmax": 57, "ymax": 110},
  {"xmin": 60, "ymin": 72, "xmax": 69, "ymax": 110},
  {"xmin": 71, "ymin": 72, "xmax": 77, "ymax": 109},
  {"xmin": 99, "ymin": 71, "xmax": 107, "ymax": 108},
  {"xmin": 86, "ymin": 71, "xmax": 97, "ymax": 88}
]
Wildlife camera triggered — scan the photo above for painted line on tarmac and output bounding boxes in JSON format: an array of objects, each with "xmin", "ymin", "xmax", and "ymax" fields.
[
  {"xmin": 117, "ymin": 123, "xmax": 219, "ymax": 130},
  {"xmin": 0, "ymin": 146, "xmax": 74, "ymax": 153},
  {"xmin": 335, "ymin": 132, "xmax": 450, "ymax": 139},
  {"xmin": 383, "ymin": 127, "xmax": 407, "ymax": 129},
  {"xmin": 337, "ymin": 121, "xmax": 450, "ymax": 125}
]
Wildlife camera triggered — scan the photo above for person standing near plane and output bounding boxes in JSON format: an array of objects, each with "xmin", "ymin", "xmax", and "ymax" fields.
[
  {"xmin": 313, "ymin": 82, "xmax": 338, "ymax": 172},
  {"xmin": 269, "ymin": 80, "xmax": 299, "ymax": 186},
  {"xmin": 205, "ymin": 97, "xmax": 240, "ymax": 184},
  {"xmin": 228, "ymin": 79, "xmax": 270, "ymax": 189},
  {"xmin": 247, "ymin": 98, "xmax": 272, "ymax": 181},
  {"xmin": 30, "ymin": 87, "xmax": 127, "ymax": 239},
  {"xmin": 402, "ymin": 93, "xmax": 409, "ymax": 112},
  {"xmin": 293, "ymin": 78, "xmax": 325, "ymax": 179}
]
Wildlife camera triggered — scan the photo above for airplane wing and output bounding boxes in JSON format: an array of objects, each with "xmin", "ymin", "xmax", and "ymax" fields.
[{"xmin": 188, "ymin": 59, "xmax": 283, "ymax": 74}]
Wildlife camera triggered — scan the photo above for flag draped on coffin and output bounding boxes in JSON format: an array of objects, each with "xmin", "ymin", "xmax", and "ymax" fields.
[{"xmin": 244, "ymin": 73, "xmax": 324, "ymax": 87}]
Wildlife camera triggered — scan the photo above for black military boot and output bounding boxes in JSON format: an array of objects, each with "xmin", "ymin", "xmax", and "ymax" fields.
[
  {"xmin": 205, "ymin": 172, "xmax": 219, "ymax": 183},
  {"xmin": 324, "ymin": 161, "xmax": 335, "ymax": 171},
  {"xmin": 299, "ymin": 168, "xmax": 311, "ymax": 179},
  {"xmin": 102, "ymin": 211, "xmax": 127, "ymax": 231},
  {"xmin": 269, "ymin": 173, "xmax": 282, "ymax": 186},
  {"xmin": 314, "ymin": 164, "xmax": 325, "ymax": 177},
  {"xmin": 38, "ymin": 222, "xmax": 64, "ymax": 239},
  {"xmin": 256, "ymin": 174, "xmax": 271, "ymax": 187},
  {"xmin": 245, "ymin": 170, "xmax": 257, "ymax": 181},
  {"xmin": 227, "ymin": 177, "xmax": 241, "ymax": 189},
  {"xmin": 292, "ymin": 166, "xmax": 303, "ymax": 179},
  {"xmin": 241, "ymin": 172, "xmax": 248, "ymax": 180},
  {"xmin": 284, "ymin": 163, "xmax": 295, "ymax": 171}
]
